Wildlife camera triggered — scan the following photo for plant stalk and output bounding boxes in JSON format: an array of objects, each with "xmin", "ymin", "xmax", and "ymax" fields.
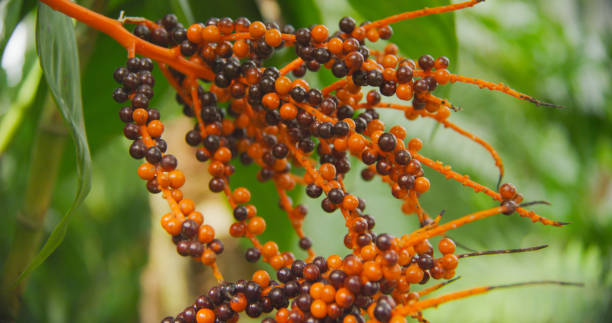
[{"xmin": 0, "ymin": 96, "xmax": 67, "ymax": 321}]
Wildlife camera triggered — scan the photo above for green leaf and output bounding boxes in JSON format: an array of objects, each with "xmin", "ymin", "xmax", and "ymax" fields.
[
  {"xmin": 170, "ymin": 0, "xmax": 194, "ymax": 25},
  {"xmin": 0, "ymin": 58, "xmax": 42, "ymax": 155},
  {"xmin": 15, "ymin": 3, "xmax": 92, "ymax": 284},
  {"xmin": 277, "ymin": 0, "xmax": 322, "ymax": 28},
  {"xmin": 347, "ymin": 0, "xmax": 458, "ymax": 70},
  {"xmin": 185, "ymin": 0, "xmax": 261, "ymax": 21},
  {"xmin": 0, "ymin": 0, "xmax": 24, "ymax": 58}
]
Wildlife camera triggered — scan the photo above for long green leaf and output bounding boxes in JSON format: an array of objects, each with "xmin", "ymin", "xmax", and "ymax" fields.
[
  {"xmin": 15, "ymin": 3, "xmax": 92, "ymax": 284},
  {"xmin": 347, "ymin": 0, "xmax": 458, "ymax": 71},
  {"xmin": 0, "ymin": 0, "xmax": 24, "ymax": 58},
  {"xmin": 170, "ymin": 0, "xmax": 194, "ymax": 25}
]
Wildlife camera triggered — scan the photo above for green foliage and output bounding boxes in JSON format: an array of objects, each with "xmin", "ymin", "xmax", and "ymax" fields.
[{"xmin": 15, "ymin": 2, "xmax": 92, "ymax": 285}]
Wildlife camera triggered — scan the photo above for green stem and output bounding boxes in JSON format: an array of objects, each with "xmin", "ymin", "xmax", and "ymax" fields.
[
  {"xmin": 0, "ymin": 63, "xmax": 43, "ymax": 155},
  {"xmin": 0, "ymin": 96, "xmax": 67, "ymax": 321}
]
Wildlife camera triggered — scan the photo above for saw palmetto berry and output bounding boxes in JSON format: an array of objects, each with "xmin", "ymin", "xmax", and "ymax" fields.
[{"xmin": 39, "ymin": 0, "xmax": 580, "ymax": 321}]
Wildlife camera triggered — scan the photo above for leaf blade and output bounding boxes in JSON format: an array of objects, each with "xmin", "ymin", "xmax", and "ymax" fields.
[{"xmin": 15, "ymin": 2, "xmax": 92, "ymax": 284}]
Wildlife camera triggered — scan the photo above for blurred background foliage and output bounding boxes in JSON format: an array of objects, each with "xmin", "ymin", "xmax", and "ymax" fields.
[{"xmin": 0, "ymin": 0, "xmax": 610, "ymax": 322}]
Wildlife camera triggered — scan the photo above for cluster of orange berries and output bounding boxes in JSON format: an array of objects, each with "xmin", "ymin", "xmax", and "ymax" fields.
[{"xmin": 99, "ymin": 1, "xmax": 565, "ymax": 322}]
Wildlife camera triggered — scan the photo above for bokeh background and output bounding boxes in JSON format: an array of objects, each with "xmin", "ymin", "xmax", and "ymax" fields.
[{"xmin": 0, "ymin": 0, "xmax": 610, "ymax": 322}]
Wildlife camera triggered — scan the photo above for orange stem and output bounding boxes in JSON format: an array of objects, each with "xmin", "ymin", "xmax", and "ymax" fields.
[
  {"xmin": 449, "ymin": 73, "xmax": 561, "ymax": 107},
  {"xmin": 365, "ymin": 0, "xmax": 484, "ymax": 30},
  {"xmin": 40, "ymin": 0, "xmax": 215, "ymax": 80}
]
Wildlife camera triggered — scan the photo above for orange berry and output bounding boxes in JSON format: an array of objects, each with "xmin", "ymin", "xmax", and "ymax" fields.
[
  {"xmin": 343, "ymin": 255, "xmax": 363, "ymax": 275},
  {"xmin": 248, "ymin": 21, "xmax": 266, "ymax": 38},
  {"xmin": 368, "ymin": 119, "xmax": 385, "ymax": 133},
  {"xmin": 262, "ymin": 92, "xmax": 280, "ymax": 109},
  {"xmin": 335, "ymin": 288, "xmax": 354, "ymax": 308},
  {"xmin": 267, "ymin": 254, "xmax": 283, "ymax": 269},
  {"xmin": 436, "ymin": 106, "xmax": 451, "ymax": 120},
  {"xmin": 343, "ymin": 314, "xmax": 358, "ymax": 323},
  {"xmin": 333, "ymin": 138, "xmax": 347, "ymax": 152},
  {"xmin": 360, "ymin": 244, "xmax": 377, "ymax": 261},
  {"xmin": 415, "ymin": 239, "xmax": 433, "ymax": 254},
  {"xmin": 196, "ymin": 308, "xmax": 215, "ymax": 323},
  {"xmin": 279, "ymin": 103, "xmax": 297, "ymax": 120},
  {"xmin": 382, "ymin": 264, "xmax": 402, "ymax": 281},
  {"xmin": 342, "ymin": 194, "xmax": 359, "ymax": 211},
  {"xmin": 208, "ymin": 161, "xmax": 225, "ymax": 177},
  {"xmin": 407, "ymin": 159, "xmax": 422, "ymax": 175},
  {"xmin": 252, "ymin": 269, "xmax": 270, "ymax": 287},
  {"xmin": 362, "ymin": 261, "xmax": 383, "ymax": 281},
  {"xmin": 321, "ymin": 285, "xmax": 336, "ymax": 303},
  {"xmin": 262, "ymin": 241, "xmax": 279, "ymax": 258},
  {"xmin": 434, "ymin": 68, "xmax": 451, "ymax": 84},
  {"xmin": 366, "ymin": 28, "xmax": 379, "ymax": 42},
  {"xmin": 245, "ymin": 68, "xmax": 261, "ymax": 85},
  {"xmin": 414, "ymin": 176, "xmax": 430, "ymax": 194},
  {"xmin": 385, "ymin": 43, "xmax": 399, "ymax": 55},
  {"xmin": 408, "ymin": 137, "xmax": 423, "ymax": 151},
  {"xmin": 438, "ymin": 237, "xmax": 456, "ymax": 254},
  {"xmin": 441, "ymin": 253, "xmax": 459, "ymax": 270},
  {"xmin": 443, "ymin": 269, "xmax": 456, "ymax": 279},
  {"xmin": 179, "ymin": 198, "xmax": 195, "ymax": 214},
  {"xmin": 146, "ymin": 120, "xmax": 164, "ymax": 137},
  {"xmin": 499, "ymin": 183, "xmax": 517, "ymax": 200},
  {"xmin": 348, "ymin": 133, "xmax": 365, "ymax": 154},
  {"xmin": 188, "ymin": 211, "xmax": 203, "ymax": 225},
  {"xmin": 328, "ymin": 37, "xmax": 343, "ymax": 55},
  {"xmin": 382, "ymin": 54, "xmax": 398, "ymax": 68},
  {"xmin": 383, "ymin": 67, "xmax": 396, "ymax": 82},
  {"xmin": 230, "ymin": 293, "xmax": 247, "ymax": 312},
  {"xmin": 311, "ymin": 25, "xmax": 329, "ymax": 42},
  {"xmin": 264, "ymin": 28, "xmax": 282, "ymax": 47},
  {"xmin": 405, "ymin": 263, "xmax": 424, "ymax": 284},
  {"xmin": 132, "ymin": 108, "xmax": 148, "ymax": 125},
  {"xmin": 201, "ymin": 248, "xmax": 216, "ymax": 265},
  {"xmin": 198, "ymin": 224, "xmax": 215, "ymax": 243},
  {"xmin": 319, "ymin": 163, "xmax": 336, "ymax": 180},
  {"xmin": 187, "ymin": 24, "xmax": 203, "ymax": 43},
  {"xmin": 229, "ymin": 222, "xmax": 245, "ymax": 237},
  {"xmin": 137, "ymin": 163, "xmax": 156, "ymax": 180},
  {"xmin": 311, "ymin": 299, "xmax": 327, "ymax": 318},
  {"xmin": 233, "ymin": 39, "xmax": 249, "ymax": 58},
  {"xmin": 275, "ymin": 308, "xmax": 289, "ymax": 323},
  {"xmin": 327, "ymin": 254, "xmax": 342, "ymax": 269},
  {"xmin": 390, "ymin": 125, "xmax": 407, "ymax": 140},
  {"xmin": 157, "ymin": 172, "xmax": 170, "ymax": 188},
  {"xmin": 161, "ymin": 215, "xmax": 181, "ymax": 235},
  {"xmin": 168, "ymin": 170, "xmax": 185, "ymax": 189},
  {"xmin": 390, "ymin": 315, "xmax": 407, "ymax": 323},
  {"xmin": 171, "ymin": 189, "xmax": 183, "ymax": 202},
  {"xmin": 351, "ymin": 26, "xmax": 365, "ymax": 40},
  {"xmin": 275, "ymin": 77, "xmax": 292, "ymax": 96},
  {"xmin": 214, "ymin": 147, "xmax": 232, "ymax": 162},
  {"xmin": 201, "ymin": 25, "xmax": 221, "ymax": 43},
  {"xmin": 247, "ymin": 216, "xmax": 266, "ymax": 235},
  {"xmin": 221, "ymin": 119, "xmax": 235, "ymax": 136},
  {"xmin": 233, "ymin": 187, "xmax": 251, "ymax": 204},
  {"xmin": 398, "ymin": 248, "xmax": 411, "ymax": 266},
  {"xmin": 310, "ymin": 282, "xmax": 324, "ymax": 299},
  {"xmin": 246, "ymin": 204, "xmax": 257, "ymax": 217}
]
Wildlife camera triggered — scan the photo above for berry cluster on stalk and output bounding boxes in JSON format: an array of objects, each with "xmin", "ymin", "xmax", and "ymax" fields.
[{"xmin": 94, "ymin": 0, "xmax": 571, "ymax": 321}]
